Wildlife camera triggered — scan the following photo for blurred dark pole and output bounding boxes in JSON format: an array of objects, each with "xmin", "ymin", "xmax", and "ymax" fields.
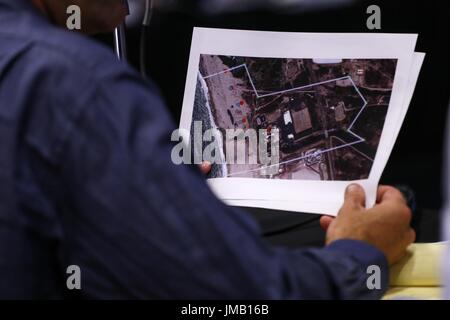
[{"xmin": 113, "ymin": 23, "xmax": 128, "ymax": 60}]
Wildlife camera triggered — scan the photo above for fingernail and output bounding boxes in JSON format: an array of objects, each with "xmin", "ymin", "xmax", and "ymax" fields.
[{"xmin": 346, "ymin": 183, "xmax": 362, "ymax": 193}]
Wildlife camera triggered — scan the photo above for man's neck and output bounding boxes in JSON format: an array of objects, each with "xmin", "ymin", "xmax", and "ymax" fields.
[
  {"xmin": 30, "ymin": 0, "xmax": 65, "ymax": 27},
  {"xmin": 31, "ymin": 0, "xmax": 48, "ymax": 16}
]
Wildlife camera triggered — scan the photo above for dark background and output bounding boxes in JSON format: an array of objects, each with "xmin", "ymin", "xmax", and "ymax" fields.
[{"xmin": 96, "ymin": 0, "xmax": 450, "ymax": 242}]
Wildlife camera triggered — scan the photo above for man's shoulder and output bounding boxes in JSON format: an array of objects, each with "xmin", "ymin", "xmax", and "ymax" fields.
[
  {"xmin": 0, "ymin": 10, "xmax": 126, "ymax": 83},
  {"xmin": 35, "ymin": 28, "xmax": 121, "ymax": 79},
  {"xmin": 0, "ymin": 11, "xmax": 142, "ymax": 163}
]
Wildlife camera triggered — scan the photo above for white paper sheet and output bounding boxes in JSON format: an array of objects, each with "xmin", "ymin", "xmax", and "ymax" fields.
[
  {"xmin": 180, "ymin": 27, "xmax": 423, "ymax": 215},
  {"xmin": 229, "ymin": 53, "xmax": 425, "ymax": 215}
]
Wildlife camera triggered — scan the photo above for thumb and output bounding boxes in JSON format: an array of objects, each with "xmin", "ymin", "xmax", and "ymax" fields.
[{"xmin": 343, "ymin": 184, "xmax": 366, "ymax": 209}]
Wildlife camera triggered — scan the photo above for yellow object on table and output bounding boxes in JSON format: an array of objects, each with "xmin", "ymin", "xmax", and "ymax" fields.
[{"xmin": 383, "ymin": 242, "xmax": 447, "ymax": 300}]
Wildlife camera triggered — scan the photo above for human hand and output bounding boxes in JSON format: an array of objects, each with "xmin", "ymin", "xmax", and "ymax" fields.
[{"xmin": 321, "ymin": 184, "xmax": 415, "ymax": 265}]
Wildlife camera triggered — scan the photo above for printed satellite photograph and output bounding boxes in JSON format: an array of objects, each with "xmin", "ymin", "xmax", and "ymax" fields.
[{"xmin": 191, "ymin": 55, "xmax": 397, "ymax": 181}]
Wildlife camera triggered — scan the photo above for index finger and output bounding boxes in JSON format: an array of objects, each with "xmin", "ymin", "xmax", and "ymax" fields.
[{"xmin": 376, "ymin": 185, "xmax": 407, "ymax": 204}]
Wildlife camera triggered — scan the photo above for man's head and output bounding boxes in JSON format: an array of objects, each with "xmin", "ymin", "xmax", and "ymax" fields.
[{"xmin": 32, "ymin": 0, "xmax": 128, "ymax": 34}]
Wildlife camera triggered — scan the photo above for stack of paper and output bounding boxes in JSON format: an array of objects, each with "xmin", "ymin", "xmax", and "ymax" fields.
[
  {"xmin": 383, "ymin": 242, "xmax": 447, "ymax": 300},
  {"xmin": 180, "ymin": 27, "xmax": 424, "ymax": 215}
]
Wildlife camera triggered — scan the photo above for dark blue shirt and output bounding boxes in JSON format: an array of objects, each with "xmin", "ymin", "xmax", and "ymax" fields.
[{"xmin": 0, "ymin": 0, "xmax": 388, "ymax": 299}]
